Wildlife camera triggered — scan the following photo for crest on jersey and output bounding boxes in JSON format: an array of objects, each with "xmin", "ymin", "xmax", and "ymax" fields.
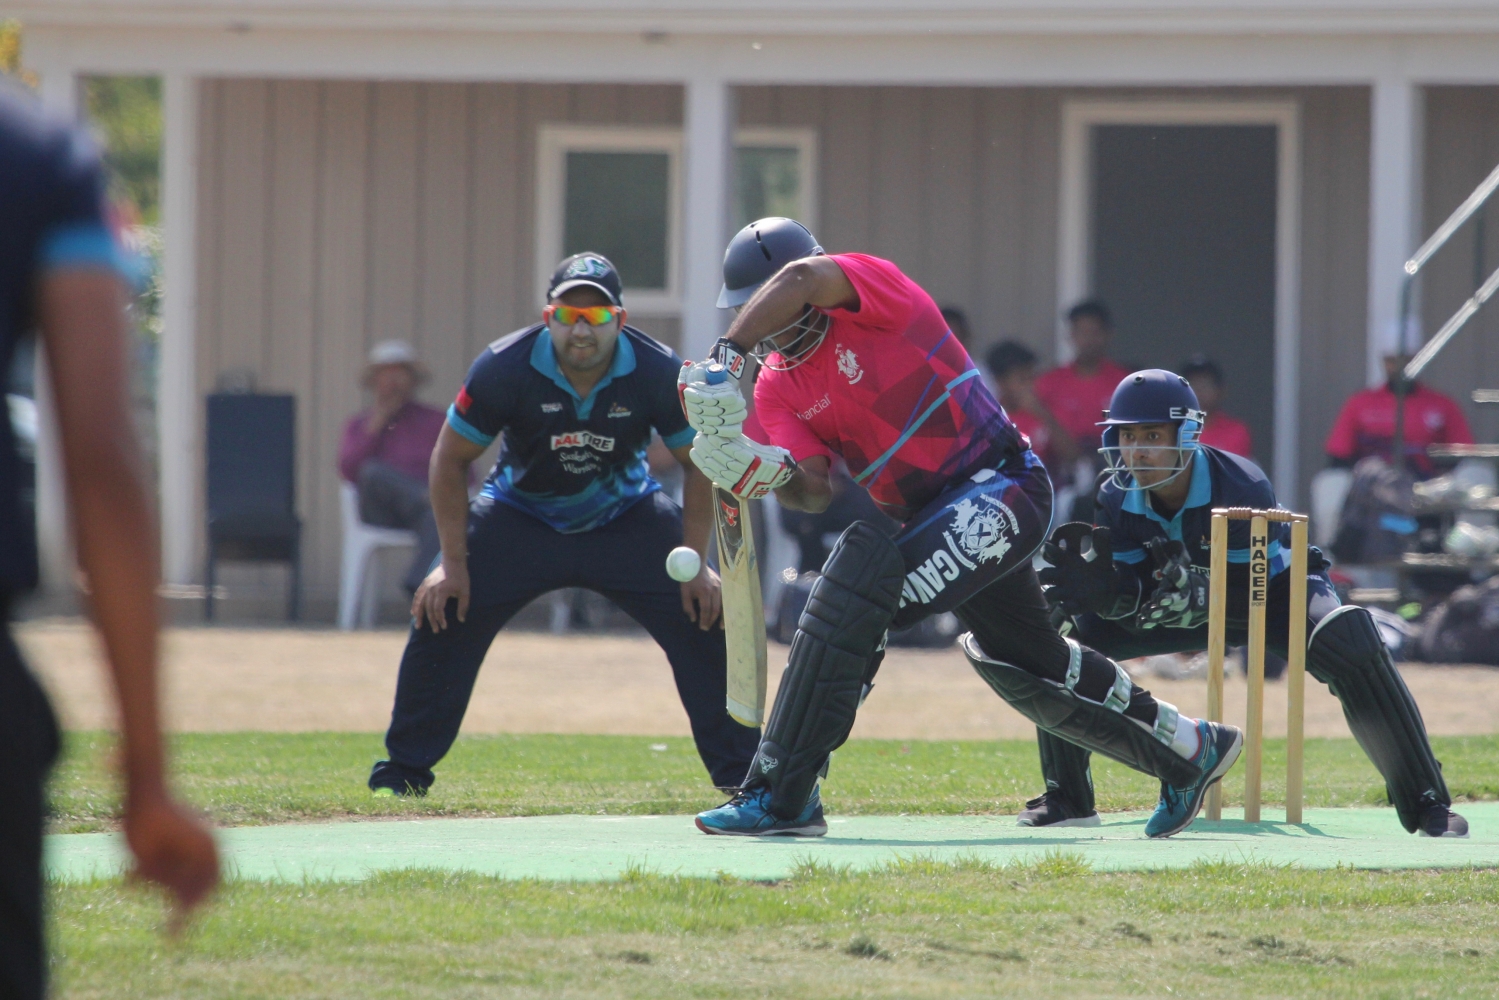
[
  {"xmin": 836, "ymin": 345, "xmax": 864, "ymax": 384},
  {"xmin": 949, "ymin": 495, "xmax": 1019, "ymax": 565}
]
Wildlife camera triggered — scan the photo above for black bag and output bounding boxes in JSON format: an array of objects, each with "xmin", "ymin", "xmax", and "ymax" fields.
[
  {"xmin": 1414, "ymin": 576, "xmax": 1499, "ymax": 665},
  {"xmin": 1332, "ymin": 456, "xmax": 1419, "ymax": 564}
]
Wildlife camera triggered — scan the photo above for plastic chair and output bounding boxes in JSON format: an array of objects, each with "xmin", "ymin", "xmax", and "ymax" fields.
[
  {"xmin": 337, "ymin": 481, "xmax": 417, "ymax": 629},
  {"xmin": 204, "ymin": 393, "xmax": 301, "ymax": 621}
]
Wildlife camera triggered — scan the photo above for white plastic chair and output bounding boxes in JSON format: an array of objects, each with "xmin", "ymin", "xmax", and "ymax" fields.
[{"xmin": 338, "ymin": 482, "xmax": 417, "ymax": 629}]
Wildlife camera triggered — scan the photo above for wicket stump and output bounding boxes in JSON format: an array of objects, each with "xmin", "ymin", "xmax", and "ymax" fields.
[{"xmin": 1204, "ymin": 507, "xmax": 1309, "ymax": 824}]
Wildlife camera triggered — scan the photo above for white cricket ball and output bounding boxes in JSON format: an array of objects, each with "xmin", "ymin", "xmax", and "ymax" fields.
[{"xmin": 665, "ymin": 546, "xmax": 702, "ymax": 582}]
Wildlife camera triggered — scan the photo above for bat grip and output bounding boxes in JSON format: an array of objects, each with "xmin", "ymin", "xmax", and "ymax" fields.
[{"xmin": 705, "ymin": 364, "xmax": 728, "ymax": 385}]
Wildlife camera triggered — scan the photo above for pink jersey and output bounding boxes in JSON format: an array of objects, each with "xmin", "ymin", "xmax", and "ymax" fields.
[
  {"xmin": 755, "ymin": 254, "xmax": 1022, "ymax": 522},
  {"xmin": 1199, "ymin": 411, "xmax": 1253, "ymax": 459},
  {"xmin": 1034, "ymin": 359, "xmax": 1132, "ymax": 448},
  {"xmin": 1325, "ymin": 381, "xmax": 1474, "ymax": 477}
]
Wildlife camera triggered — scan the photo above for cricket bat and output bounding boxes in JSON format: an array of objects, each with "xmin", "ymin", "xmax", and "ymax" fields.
[{"xmin": 714, "ymin": 487, "xmax": 768, "ymax": 727}]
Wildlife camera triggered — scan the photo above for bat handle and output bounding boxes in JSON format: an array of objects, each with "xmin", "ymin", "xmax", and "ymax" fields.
[{"xmin": 705, "ymin": 363, "xmax": 728, "ymax": 385}]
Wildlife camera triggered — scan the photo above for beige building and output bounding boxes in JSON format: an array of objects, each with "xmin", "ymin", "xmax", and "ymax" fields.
[{"xmin": 15, "ymin": 1, "xmax": 1499, "ymax": 616}]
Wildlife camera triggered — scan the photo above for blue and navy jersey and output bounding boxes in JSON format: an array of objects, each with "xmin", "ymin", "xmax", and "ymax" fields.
[
  {"xmin": 0, "ymin": 88, "xmax": 127, "ymax": 591},
  {"xmin": 446, "ymin": 324, "xmax": 695, "ymax": 533},
  {"xmin": 1096, "ymin": 445, "xmax": 1294, "ymax": 600}
]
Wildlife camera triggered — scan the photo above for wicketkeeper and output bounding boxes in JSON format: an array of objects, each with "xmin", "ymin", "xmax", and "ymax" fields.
[
  {"xmin": 367, "ymin": 254, "xmax": 758, "ymax": 795},
  {"xmin": 1026, "ymin": 368, "xmax": 1468, "ymax": 838},
  {"xmin": 680, "ymin": 218, "xmax": 1242, "ymax": 839}
]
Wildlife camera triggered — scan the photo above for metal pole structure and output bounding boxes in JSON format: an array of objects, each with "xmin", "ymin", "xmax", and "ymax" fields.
[{"xmin": 1392, "ymin": 160, "xmax": 1499, "ymax": 471}]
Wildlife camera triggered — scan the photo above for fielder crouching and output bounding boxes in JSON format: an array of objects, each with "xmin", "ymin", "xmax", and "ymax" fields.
[
  {"xmin": 1028, "ymin": 368, "xmax": 1468, "ymax": 838},
  {"xmin": 680, "ymin": 218, "xmax": 1243, "ymax": 840},
  {"xmin": 367, "ymin": 253, "xmax": 758, "ymax": 796}
]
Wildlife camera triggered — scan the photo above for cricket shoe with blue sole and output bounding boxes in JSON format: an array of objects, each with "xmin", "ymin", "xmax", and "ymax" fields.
[
  {"xmin": 695, "ymin": 784, "xmax": 828, "ymax": 837},
  {"xmin": 1145, "ymin": 720, "xmax": 1244, "ymax": 839}
]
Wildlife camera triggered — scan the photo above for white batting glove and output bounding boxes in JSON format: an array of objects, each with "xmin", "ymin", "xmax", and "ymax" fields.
[
  {"xmin": 690, "ymin": 432, "xmax": 797, "ymax": 500},
  {"xmin": 678, "ymin": 361, "xmax": 747, "ymax": 437}
]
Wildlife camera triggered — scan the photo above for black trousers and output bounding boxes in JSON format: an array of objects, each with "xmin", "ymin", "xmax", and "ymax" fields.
[
  {"xmin": 1, "ymin": 622, "xmax": 60, "ymax": 1000},
  {"xmin": 357, "ymin": 461, "xmax": 443, "ymax": 594},
  {"xmin": 375, "ymin": 491, "xmax": 760, "ymax": 791}
]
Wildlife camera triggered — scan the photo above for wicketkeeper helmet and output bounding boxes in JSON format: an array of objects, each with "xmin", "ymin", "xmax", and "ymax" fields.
[{"xmin": 1097, "ymin": 369, "xmax": 1206, "ymax": 492}]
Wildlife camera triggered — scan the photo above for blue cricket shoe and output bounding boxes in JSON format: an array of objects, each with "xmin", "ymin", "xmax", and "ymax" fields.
[
  {"xmin": 1145, "ymin": 720, "xmax": 1244, "ymax": 839},
  {"xmin": 695, "ymin": 785, "xmax": 828, "ymax": 837}
]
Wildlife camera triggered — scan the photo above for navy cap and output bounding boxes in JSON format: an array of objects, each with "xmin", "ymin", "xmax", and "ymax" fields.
[{"xmin": 549, "ymin": 252, "xmax": 624, "ymax": 305}]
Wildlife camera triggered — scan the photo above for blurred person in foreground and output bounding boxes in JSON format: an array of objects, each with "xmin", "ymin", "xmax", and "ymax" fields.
[
  {"xmin": 0, "ymin": 90, "xmax": 218, "ymax": 999},
  {"xmin": 1178, "ymin": 354, "xmax": 1253, "ymax": 459},
  {"xmin": 338, "ymin": 340, "xmax": 446, "ymax": 594},
  {"xmin": 1034, "ymin": 298, "xmax": 1131, "ymax": 456},
  {"xmin": 1325, "ymin": 352, "xmax": 1474, "ymax": 480},
  {"xmin": 985, "ymin": 340, "xmax": 1080, "ymax": 479}
]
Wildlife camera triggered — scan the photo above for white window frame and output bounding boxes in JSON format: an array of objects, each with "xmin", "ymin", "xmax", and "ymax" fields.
[
  {"xmin": 734, "ymin": 126, "xmax": 820, "ymax": 233},
  {"xmin": 1056, "ymin": 99, "xmax": 1302, "ymax": 501},
  {"xmin": 536, "ymin": 125, "xmax": 684, "ymax": 316}
]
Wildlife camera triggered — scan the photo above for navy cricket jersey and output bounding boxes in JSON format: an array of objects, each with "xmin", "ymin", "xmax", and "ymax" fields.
[
  {"xmin": 445, "ymin": 324, "xmax": 695, "ymax": 533},
  {"xmin": 0, "ymin": 88, "xmax": 126, "ymax": 591},
  {"xmin": 1096, "ymin": 445, "xmax": 1295, "ymax": 599}
]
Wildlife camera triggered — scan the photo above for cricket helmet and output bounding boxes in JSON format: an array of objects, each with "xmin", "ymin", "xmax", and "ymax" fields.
[
  {"xmin": 1097, "ymin": 369, "xmax": 1206, "ymax": 492},
  {"xmin": 717, "ymin": 217, "xmax": 823, "ymax": 309}
]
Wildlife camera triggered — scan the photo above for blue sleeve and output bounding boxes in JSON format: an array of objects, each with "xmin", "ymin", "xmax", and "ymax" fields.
[
  {"xmin": 36, "ymin": 127, "xmax": 129, "ymax": 278},
  {"xmin": 651, "ymin": 349, "xmax": 693, "ymax": 450},
  {"xmin": 447, "ymin": 350, "xmax": 510, "ymax": 448}
]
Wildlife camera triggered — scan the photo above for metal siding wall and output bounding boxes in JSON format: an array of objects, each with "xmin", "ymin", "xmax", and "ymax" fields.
[
  {"xmin": 194, "ymin": 80, "xmax": 683, "ymax": 608},
  {"xmin": 1421, "ymin": 87, "xmax": 1499, "ymax": 448}
]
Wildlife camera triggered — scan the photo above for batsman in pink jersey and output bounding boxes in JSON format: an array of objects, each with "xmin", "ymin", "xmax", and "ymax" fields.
[{"xmin": 680, "ymin": 218, "xmax": 1242, "ymax": 839}]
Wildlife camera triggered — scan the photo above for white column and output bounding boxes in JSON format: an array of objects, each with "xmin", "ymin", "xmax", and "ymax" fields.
[
  {"xmin": 680, "ymin": 77, "xmax": 735, "ymax": 361},
  {"xmin": 160, "ymin": 74, "xmax": 199, "ymax": 584},
  {"xmin": 34, "ymin": 67, "xmax": 80, "ymax": 593},
  {"xmin": 1366, "ymin": 77, "xmax": 1424, "ymax": 386}
]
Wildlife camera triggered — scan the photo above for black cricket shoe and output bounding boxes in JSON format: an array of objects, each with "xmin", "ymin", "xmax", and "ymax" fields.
[
  {"xmin": 1016, "ymin": 790, "xmax": 1101, "ymax": 828},
  {"xmin": 1418, "ymin": 802, "xmax": 1469, "ymax": 838},
  {"xmin": 369, "ymin": 759, "xmax": 431, "ymax": 798}
]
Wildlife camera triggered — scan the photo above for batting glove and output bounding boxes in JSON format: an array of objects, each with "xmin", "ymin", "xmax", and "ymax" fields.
[
  {"xmin": 678, "ymin": 361, "xmax": 748, "ymax": 437},
  {"xmin": 690, "ymin": 432, "xmax": 797, "ymax": 500}
]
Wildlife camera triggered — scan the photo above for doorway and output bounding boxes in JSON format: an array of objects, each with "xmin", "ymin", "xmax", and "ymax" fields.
[{"xmin": 1057, "ymin": 101, "xmax": 1301, "ymax": 500}]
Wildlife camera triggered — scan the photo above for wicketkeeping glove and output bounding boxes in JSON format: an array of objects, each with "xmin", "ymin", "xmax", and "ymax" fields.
[
  {"xmin": 690, "ymin": 431, "xmax": 797, "ymax": 500},
  {"xmin": 1134, "ymin": 537, "xmax": 1211, "ymax": 629},
  {"xmin": 1036, "ymin": 522, "xmax": 1131, "ymax": 619},
  {"xmin": 678, "ymin": 360, "xmax": 747, "ymax": 438}
]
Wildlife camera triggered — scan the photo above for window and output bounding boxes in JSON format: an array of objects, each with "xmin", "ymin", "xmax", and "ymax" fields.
[
  {"xmin": 735, "ymin": 128, "xmax": 818, "ymax": 232},
  {"xmin": 536, "ymin": 125, "xmax": 818, "ymax": 315},
  {"xmin": 537, "ymin": 126, "xmax": 682, "ymax": 314}
]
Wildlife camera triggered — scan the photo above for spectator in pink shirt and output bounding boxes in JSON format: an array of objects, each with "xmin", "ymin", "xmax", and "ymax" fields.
[
  {"xmin": 1180, "ymin": 354, "xmax": 1254, "ymax": 460},
  {"xmin": 338, "ymin": 341, "xmax": 446, "ymax": 593}
]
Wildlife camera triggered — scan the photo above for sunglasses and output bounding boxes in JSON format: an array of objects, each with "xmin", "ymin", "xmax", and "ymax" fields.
[{"xmin": 545, "ymin": 304, "xmax": 623, "ymax": 327}]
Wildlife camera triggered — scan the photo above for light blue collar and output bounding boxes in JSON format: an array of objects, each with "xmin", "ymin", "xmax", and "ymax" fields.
[
  {"xmin": 530, "ymin": 328, "xmax": 635, "ymax": 420},
  {"xmin": 1122, "ymin": 448, "xmax": 1211, "ymax": 539}
]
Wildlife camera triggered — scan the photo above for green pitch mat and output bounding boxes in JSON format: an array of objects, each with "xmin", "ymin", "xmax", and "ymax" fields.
[{"xmin": 47, "ymin": 803, "xmax": 1499, "ymax": 883}]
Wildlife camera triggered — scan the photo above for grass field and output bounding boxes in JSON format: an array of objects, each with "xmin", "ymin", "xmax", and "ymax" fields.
[
  {"xmin": 48, "ymin": 732, "xmax": 1499, "ymax": 998},
  {"xmin": 53, "ymin": 860, "xmax": 1499, "ymax": 998},
  {"xmin": 48, "ymin": 731, "xmax": 1499, "ymax": 833}
]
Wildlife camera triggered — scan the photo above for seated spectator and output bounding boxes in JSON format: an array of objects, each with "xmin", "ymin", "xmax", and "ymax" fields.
[
  {"xmin": 985, "ymin": 340, "xmax": 1079, "ymax": 476},
  {"xmin": 1035, "ymin": 298, "xmax": 1131, "ymax": 454},
  {"xmin": 337, "ymin": 340, "xmax": 445, "ymax": 593},
  {"xmin": 1325, "ymin": 353, "xmax": 1474, "ymax": 479},
  {"xmin": 1180, "ymin": 353, "xmax": 1253, "ymax": 458}
]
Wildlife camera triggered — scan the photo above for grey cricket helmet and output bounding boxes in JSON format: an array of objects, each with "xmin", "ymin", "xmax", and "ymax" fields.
[{"xmin": 717, "ymin": 217, "xmax": 824, "ymax": 309}]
